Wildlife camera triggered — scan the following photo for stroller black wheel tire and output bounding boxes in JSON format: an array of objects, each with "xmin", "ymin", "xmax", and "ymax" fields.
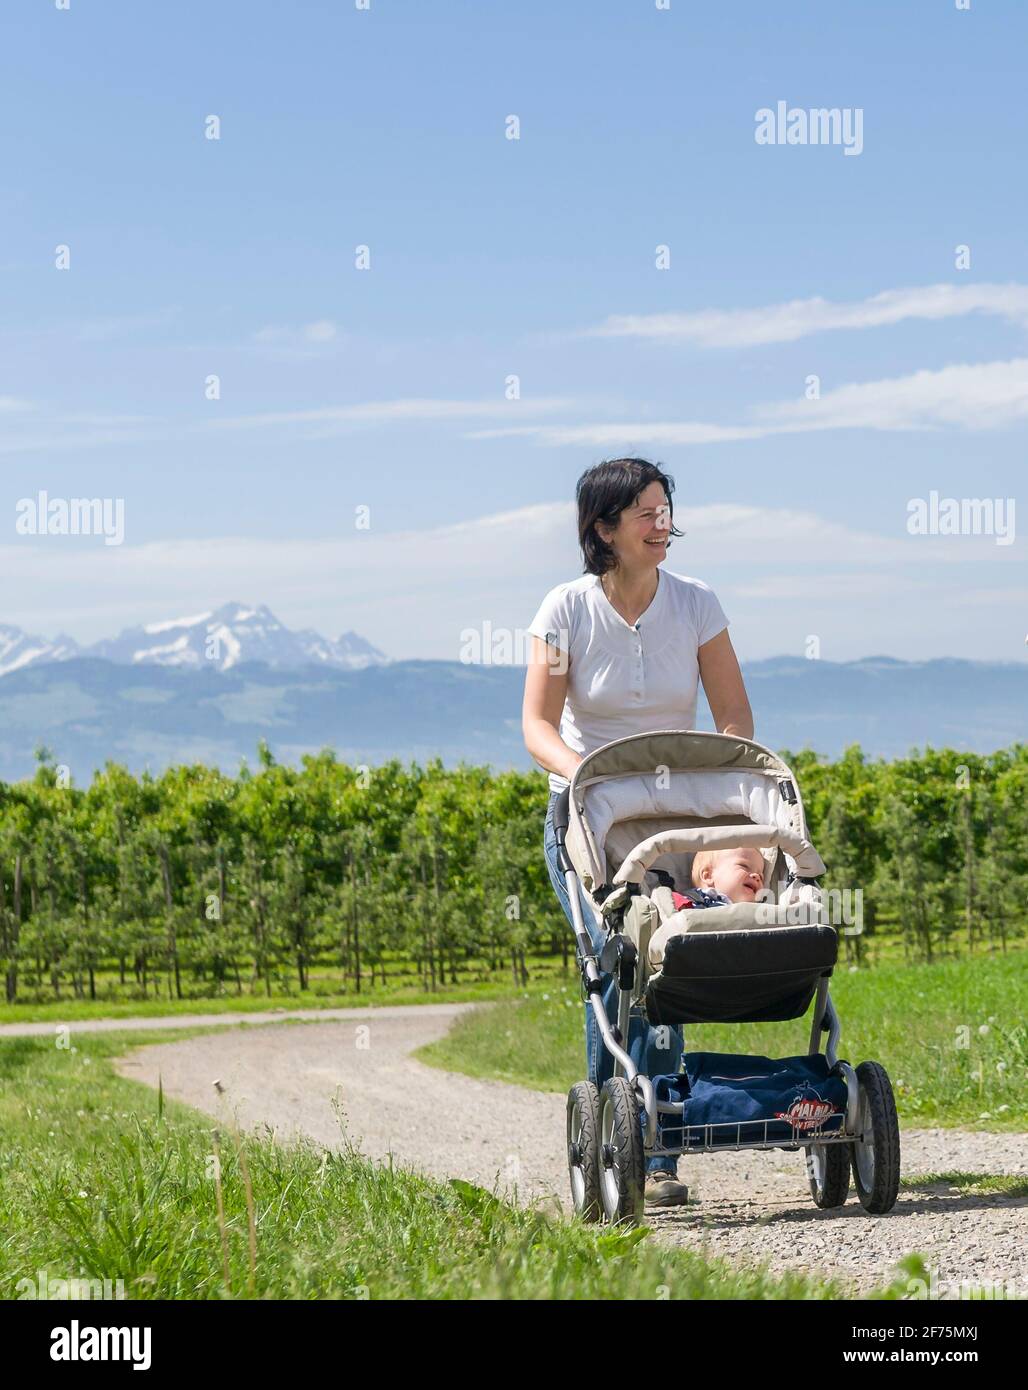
[
  {"xmin": 566, "ymin": 1081, "xmax": 602, "ymax": 1222},
  {"xmin": 597, "ymin": 1077, "xmax": 645, "ymax": 1226},
  {"xmin": 849, "ymin": 1061, "xmax": 901, "ymax": 1214},
  {"xmin": 805, "ymin": 1141, "xmax": 850, "ymax": 1208}
]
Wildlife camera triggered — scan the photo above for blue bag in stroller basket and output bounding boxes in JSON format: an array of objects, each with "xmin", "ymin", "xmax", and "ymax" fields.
[{"xmin": 655, "ymin": 1052, "xmax": 849, "ymax": 1149}]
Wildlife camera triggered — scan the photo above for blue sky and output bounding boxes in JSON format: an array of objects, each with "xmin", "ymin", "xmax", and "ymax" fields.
[{"xmin": 2, "ymin": 0, "xmax": 1025, "ymax": 663}]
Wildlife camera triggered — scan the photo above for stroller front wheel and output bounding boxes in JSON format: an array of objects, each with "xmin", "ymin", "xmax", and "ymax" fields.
[
  {"xmin": 566, "ymin": 1081, "xmax": 602, "ymax": 1222},
  {"xmin": 598, "ymin": 1077, "xmax": 645, "ymax": 1225},
  {"xmin": 805, "ymin": 1141, "xmax": 850, "ymax": 1208}
]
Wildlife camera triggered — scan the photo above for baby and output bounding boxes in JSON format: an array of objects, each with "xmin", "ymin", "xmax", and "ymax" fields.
[
  {"xmin": 645, "ymin": 846, "xmax": 771, "ymax": 970},
  {"xmin": 670, "ymin": 847, "xmax": 766, "ymax": 909}
]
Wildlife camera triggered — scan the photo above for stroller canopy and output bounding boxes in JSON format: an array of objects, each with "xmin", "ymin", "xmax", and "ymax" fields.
[{"xmin": 564, "ymin": 730, "xmax": 826, "ymax": 900}]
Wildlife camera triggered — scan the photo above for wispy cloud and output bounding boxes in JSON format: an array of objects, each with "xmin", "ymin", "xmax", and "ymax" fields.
[
  {"xmin": 0, "ymin": 311, "xmax": 182, "ymax": 346},
  {"xmin": 467, "ymin": 358, "xmax": 1028, "ymax": 446},
  {"xmin": 0, "ymin": 418, "xmax": 163, "ymax": 457},
  {"xmin": 252, "ymin": 319, "xmax": 340, "ymax": 345},
  {"xmin": 3, "ymin": 500, "xmax": 1016, "ymax": 655},
  {"xmin": 733, "ymin": 573, "xmax": 931, "ymax": 600},
  {"xmin": 0, "ymin": 395, "xmax": 583, "ymax": 455},
  {"xmin": 467, "ymin": 421, "xmax": 767, "ymax": 446},
  {"xmin": 65, "ymin": 311, "xmax": 182, "ymax": 344},
  {"xmin": 758, "ymin": 357, "xmax": 1028, "ymax": 431},
  {"xmin": 580, "ymin": 283, "xmax": 1028, "ymax": 348},
  {"xmin": 205, "ymin": 396, "xmax": 584, "ymax": 432}
]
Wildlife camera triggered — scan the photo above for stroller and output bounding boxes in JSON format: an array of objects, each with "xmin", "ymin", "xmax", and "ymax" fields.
[{"xmin": 551, "ymin": 729, "xmax": 900, "ymax": 1225}]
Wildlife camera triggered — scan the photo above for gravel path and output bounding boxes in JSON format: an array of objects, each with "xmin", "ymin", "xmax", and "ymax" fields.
[
  {"xmin": 0, "ymin": 1003, "xmax": 464, "ymax": 1038},
  {"xmin": 108, "ymin": 1004, "xmax": 1027, "ymax": 1298}
]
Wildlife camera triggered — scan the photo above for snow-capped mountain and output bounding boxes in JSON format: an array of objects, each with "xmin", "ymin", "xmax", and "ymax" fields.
[
  {"xmin": 290, "ymin": 625, "xmax": 388, "ymax": 671},
  {"xmin": 0, "ymin": 624, "xmax": 81, "ymax": 677},
  {"xmin": 1, "ymin": 603, "xmax": 389, "ymax": 676}
]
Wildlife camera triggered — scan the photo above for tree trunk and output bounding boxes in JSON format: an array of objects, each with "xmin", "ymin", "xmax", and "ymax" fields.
[
  {"xmin": 79, "ymin": 860, "xmax": 95, "ymax": 1000},
  {"xmin": 426, "ymin": 852, "xmax": 437, "ymax": 992},
  {"xmin": 350, "ymin": 849, "xmax": 361, "ymax": 995},
  {"xmin": 0, "ymin": 866, "xmax": 7, "ymax": 1001},
  {"xmin": 963, "ymin": 794, "xmax": 976, "ymax": 954},
  {"xmin": 6, "ymin": 854, "xmax": 23, "ymax": 1002},
  {"xmin": 250, "ymin": 854, "xmax": 271, "ymax": 998},
  {"xmin": 158, "ymin": 843, "xmax": 183, "ymax": 1000},
  {"xmin": 214, "ymin": 847, "xmax": 228, "ymax": 984},
  {"xmin": 911, "ymin": 851, "xmax": 933, "ymax": 964}
]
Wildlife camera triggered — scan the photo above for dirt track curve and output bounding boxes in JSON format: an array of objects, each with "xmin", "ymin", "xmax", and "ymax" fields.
[{"xmin": 77, "ymin": 1003, "xmax": 1025, "ymax": 1296}]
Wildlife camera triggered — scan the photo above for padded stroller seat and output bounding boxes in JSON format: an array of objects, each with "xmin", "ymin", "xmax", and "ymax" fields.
[{"xmin": 644, "ymin": 923, "xmax": 838, "ymax": 1026}]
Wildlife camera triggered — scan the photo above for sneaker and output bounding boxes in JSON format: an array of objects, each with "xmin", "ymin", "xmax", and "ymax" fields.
[{"xmin": 644, "ymin": 1170, "xmax": 689, "ymax": 1207}]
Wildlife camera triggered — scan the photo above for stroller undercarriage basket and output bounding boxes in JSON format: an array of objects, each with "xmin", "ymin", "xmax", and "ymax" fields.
[
  {"xmin": 651, "ymin": 1051, "xmax": 852, "ymax": 1155},
  {"xmin": 654, "ymin": 1112, "xmax": 851, "ymax": 1155}
]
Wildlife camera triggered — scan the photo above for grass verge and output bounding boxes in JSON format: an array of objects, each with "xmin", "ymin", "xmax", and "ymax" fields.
[{"xmin": 0, "ymin": 1030, "xmax": 911, "ymax": 1301}]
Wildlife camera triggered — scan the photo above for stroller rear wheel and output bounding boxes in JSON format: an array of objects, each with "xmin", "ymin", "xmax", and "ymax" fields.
[
  {"xmin": 566, "ymin": 1081, "xmax": 602, "ymax": 1222},
  {"xmin": 849, "ymin": 1061, "xmax": 901, "ymax": 1214},
  {"xmin": 805, "ymin": 1141, "xmax": 850, "ymax": 1208},
  {"xmin": 598, "ymin": 1077, "xmax": 645, "ymax": 1225}
]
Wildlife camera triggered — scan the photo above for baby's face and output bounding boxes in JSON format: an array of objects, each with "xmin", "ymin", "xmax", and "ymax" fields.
[{"xmin": 702, "ymin": 848, "xmax": 766, "ymax": 902}]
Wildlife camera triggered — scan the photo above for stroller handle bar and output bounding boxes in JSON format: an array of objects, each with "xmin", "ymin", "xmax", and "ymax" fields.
[{"xmin": 613, "ymin": 823, "xmax": 826, "ymax": 884}]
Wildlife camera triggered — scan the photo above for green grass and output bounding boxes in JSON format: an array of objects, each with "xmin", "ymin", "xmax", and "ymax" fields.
[
  {"xmin": 0, "ymin": 1030, "xmax": 887, "ymax": 1301},
  {"xmin": 417, "ymin": 952, "xmax": 1028, "ymax": 1130},
  {"xmin": 900, "ymin": 1172, "xmax": 1028, "ymax": 1198}
]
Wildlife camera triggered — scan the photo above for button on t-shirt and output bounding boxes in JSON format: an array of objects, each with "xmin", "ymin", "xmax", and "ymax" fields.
[{"xmin": 527, "ymin": 568, "xmax": 730, "ymax": 794}]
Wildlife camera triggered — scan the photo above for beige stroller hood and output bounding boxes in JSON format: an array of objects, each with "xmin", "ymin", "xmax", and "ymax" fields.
[{"xmin": 564, "ymin": 729, "xmax": 826, "ymax": 905}]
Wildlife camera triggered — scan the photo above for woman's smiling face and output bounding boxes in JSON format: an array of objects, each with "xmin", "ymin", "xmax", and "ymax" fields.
[{"xmin": 598, "ymin": 480, "xmax": 672, "ymax": 566}]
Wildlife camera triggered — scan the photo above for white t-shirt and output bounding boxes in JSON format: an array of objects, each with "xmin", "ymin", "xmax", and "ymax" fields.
[{"xmin": 527, "ymin": 567, "xmax": 730, "ymax": 794}]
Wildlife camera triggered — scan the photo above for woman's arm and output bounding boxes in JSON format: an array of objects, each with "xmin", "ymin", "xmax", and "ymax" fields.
[
  {"xmin": 522, "ymin": 635, "xmax": 584, "ymax": 782},
  {"xmin": 697, "ymin": 628, "xmax": 754, "ymax": 739}
]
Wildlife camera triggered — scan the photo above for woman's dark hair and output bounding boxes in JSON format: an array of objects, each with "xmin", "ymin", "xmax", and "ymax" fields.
[{"xmin": 576, "ymin": 457, "xmax": 683, "ymax": 576}]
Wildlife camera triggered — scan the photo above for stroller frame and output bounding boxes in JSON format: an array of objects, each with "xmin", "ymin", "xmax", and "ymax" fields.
[{"xmin": 552, "ymin": 729, "xmax": 901, "ymax": 1224}]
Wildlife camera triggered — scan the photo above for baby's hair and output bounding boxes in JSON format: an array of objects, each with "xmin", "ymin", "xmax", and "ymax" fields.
[
  {"xmin": 690, "ymin": 850, "xmax": 717, "ymax": 888},
  {"xmin": 691, "ymin": 846, "xmax": 766, "ymax": 888}
]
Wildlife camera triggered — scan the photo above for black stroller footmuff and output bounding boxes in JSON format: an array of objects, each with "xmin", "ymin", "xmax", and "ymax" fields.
[{"xmin": 645, "ymin": 923, "xmax": 839, "ymax": 1024}]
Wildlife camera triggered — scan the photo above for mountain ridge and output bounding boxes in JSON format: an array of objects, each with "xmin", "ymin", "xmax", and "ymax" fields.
[
  {"xmin": 0, "ymin": 602, "xmax": 389, "ymax": 676},
  {"xmin": 0, "ymin": 651, "xmax": 1023, "ymax": 784}
]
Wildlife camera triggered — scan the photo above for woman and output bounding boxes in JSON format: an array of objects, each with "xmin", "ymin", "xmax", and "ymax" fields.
[{"xmin": 522, "ymin": 457, "xmax": 754, "ymax": 1208}]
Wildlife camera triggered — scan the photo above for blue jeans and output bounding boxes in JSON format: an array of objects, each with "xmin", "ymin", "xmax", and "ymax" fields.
[{"xmin": 543, "ymin": 789, "xmax": 683, "ymax": 1174}]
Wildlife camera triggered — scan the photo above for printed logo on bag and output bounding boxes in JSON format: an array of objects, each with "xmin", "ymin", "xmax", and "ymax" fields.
[{"xmin": 774, "ymin": 1086, "xmax": 838, "ymax": 1131}]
